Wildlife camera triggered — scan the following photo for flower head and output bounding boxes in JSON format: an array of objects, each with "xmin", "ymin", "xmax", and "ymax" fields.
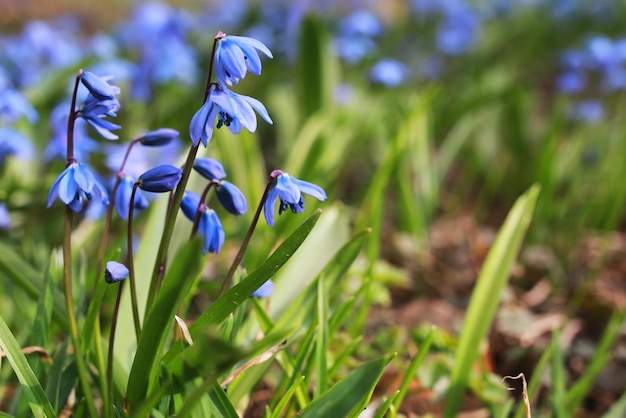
[
  {"xmin": 264, "ymin": 171, "xmax": 327, "ymax": 226},
  {"xmin": 216, "ymin": 180, "xmax": 247, "ymax": 215},
  {"xmin": 214, "ymin": 33, "xmax": 273, "ymax": 86},
  {"xmin": 189, "ymin": 84, "xmax": 272, "ymax": 147},
  {"xmin": 193, "ymin": 158, "xmax": 226, "ymax": 181},
  {"xmin": 47, "ymin": 162, "xmax": 109, "ymax": 212},
  {"xmin": 80, "ymin": 71, "xmax": 119, "ymax": 100},
  {"xmin": 105, "ymin": 261, "xmax": 129, "ymax": 283},
  {"xmin": 137, "ymin": 128, "xmax": 179, "ymax": 146},
  {"xmin": 138, "ymin": 164, "xmax": 182, "ymax": 192},
  {"xmin": 181, "ymin": 191, "xmax": 225, "ymax": 255}
]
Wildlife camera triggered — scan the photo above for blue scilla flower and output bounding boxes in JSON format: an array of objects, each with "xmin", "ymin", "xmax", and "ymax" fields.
[
  {"xmin": 193, "ymin": 158, "xmax": 227, "ymax": 180},
  {"xmin": 214, "ymin": 33, "xmax": 273, "ymax": 86},
  {"xmin": 77, "ymin": 93, "xmax": 121, "ymax": 140},
  {"xmin": 252, "ymin": 279, "xmax": 274, "ymax": 298},
  {"xmin": 47, "ymin": 162, "xmax": 109, "ymax": 212},
  {"xmin": 80, "ymin": 71, "xmax": 119, "ymax": 100},
  {"xmin": 0, "ymin": 203, "xmax": 10, "ymax": 230},
  {"xmin": 181, "ymin": 191, "xmax": 225, "ymax": 254},
  {"xmin": 138, "ymin": 164, "xmax": 183, "ymax": 192},
  {"xmin": 105, "ymin": 261, "xmax": 129, "ymax": 284},
  {"xmin": 215, "ymin": 181, "xmax": 247, "ymax": 215},
  {"xmin": 264, "ymin": 171, "xmax": 327, "ymax": 226},
  {"xmin": 0, "ymin": 78, "xmax": 38, "ymax": 124},
  {"xmin": 0, "ymin": 127, "xmax": 35, "ymax": 164},
  {"xmin": 115, "ymin": 176, "xmax": 149, "ymax": 220},
  {"xmin": 189, "ymin": 84, "xmax": 273, "ymax": 147},
  {"xmin": 370, "ymin": 59, "xmax": 410, "ymax": 87},
  {"xmin": 138, "ymin": 128, "xmax": 179, "ymax": 146}
]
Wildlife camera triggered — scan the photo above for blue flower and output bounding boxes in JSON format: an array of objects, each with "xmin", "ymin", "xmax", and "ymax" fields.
[
  {"xmin": 264, "ymin": 171, "xmax": 327, "ymax": 226},
  {"xmin": 115, "ymin": 176, "xmax": 149, "ymax": 220},
  {"xmin": 369, "ymin": 59, "xmax": 410, "ymax": 87},
  {"xmin": 77, "ymin": 93, "xmax": 121, "ymax": 140},
  {"xmin": 47, "ymin": 162, "xmax": 109, "ymax": 212},
  {"xmin": 80, "ymin": 71, "xmax": 119, "ymax": 100},
  {"xmin": 181, "ymin": 191, "xmax": 225, "ymax": 255},
  {"xmin": 0, "ymin": 79, "xmax": 38, "ymax": 124},
  {"xmin": 138, "ymin": 128, "xmax": 179, "ymax": 146},
  {"xmin": 252, "ymin": 279, "xmax": 274, "ymax": 298},
  {"xmin": 0, "ymin": 127, "xmax": 35, "ymax": 164},
  {"xmin": 216, "ymin": 181, "xmax": 247, "ymax": 215},
  {"xmin": 189, "ymin": 84, "xmax": 272, "ymax": 147},
  {"xmin": 214, "ymin": 33, "xmax": 273, "ymax": 86},
  {"xmin": 138, "ymin": 164, "xmax": 182, "ymax": 193},
  {"xmin": 0, "ymin": 203, "xmax": 10, "ymax": 230},
  {"xmin": 105, "ymin": 261, "xmax": 129, "ymax": 283},
  {"xmin": 193, "ymin": 158, "xmax": 227, "ymax": 180}
]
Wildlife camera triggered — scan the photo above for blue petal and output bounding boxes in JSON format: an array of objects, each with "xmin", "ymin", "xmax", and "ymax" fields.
[
  {"xmin": 275, "ymin": 174, "xmax": 302, "ymax": 204},
  {"xmin": 293, "ymin": 178, "xmax": 327, "ymax": 201},
  {"xmin": 228, "ymin": 35, "xmax": 273, "ymax": 59},
  {"xmin": 181, "ymin": 191, "xmax": 201, "ymax": 221},
  {"xmin": 115, "ymin": 177, "xmax": 133, "ymax": 220},
  {"xmin": 58, "ymin": 166, "xmax": 78, "ymax": 204},
  {"xmin": 263, "ymin": 187, "xmax": 279, "ymax": 226},
  {"xmin": 73, "ymin": 163, "xmax": 96, "ymax": 194}
]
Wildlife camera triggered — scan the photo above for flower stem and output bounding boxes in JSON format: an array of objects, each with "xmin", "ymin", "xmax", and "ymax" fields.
[
  {"xmin": 190, "ymin": 180, "xmax": 219, "ymax": 237},
  {"xmin": 145, "ymin": 33, "xmax": 222, "ymax": 315},
  {"xmin": 127, "ymin": 183, "xmax": 142, "ymax": 339},
  {"xmin": 106, "ymin": 281, "xmax": 124, "ymax": 418},
  {"xmin": 216, "ymin": 174, "xmax": 276, "ymax": 298}
]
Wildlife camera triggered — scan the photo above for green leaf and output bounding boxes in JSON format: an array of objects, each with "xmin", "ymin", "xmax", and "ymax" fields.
[
  {"xmin": 207, "ymin": 382, "xmax": 239, "ymax": 418},
  {"xmin": 125, "ymin": 239, "xmax": 204, "ymax": 411},
  {"xmin": 444, "ymin": 185, "xmax": 540, "ymax": 417},
  {"xmin": 315, "ymin": 275, "xmax": 329, "ymax": 397},
  {"xmin": 270, "ymin": 376, "xmax": 306, "ymax": 418},
  {"xmin": 299, "ymin": 355, "xmax": 393, "ymax": 418},
  {"xmin": 373, "ymin": 391, "xmax": 400, "ymax": 418},
  {"xmin": 0, "ymin": 314, "xmax": 56, "ymax": 417}
]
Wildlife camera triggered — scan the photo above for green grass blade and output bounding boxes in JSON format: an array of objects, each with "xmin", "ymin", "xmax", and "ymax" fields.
[
  {"xmin": 299, "ymin": 355, "xmax": 393, "ymax": 418},
  {"xmin": 125, "ymin": 239, "xmax": 203, "ymax": 410},
  {"xmin": 551, "ymin": 330, "xmax": 568, "ymax": 418},
  {"xmin": 315, "ymin": 275, "xmax": 329, "ymax": 397},
  {"xmin": 566, "ymin": 309, "xmax": 626, "ymax": 413},
  {"xmin": 373, "ymin": 391, "xmax": 400, "ymax": 418},
  {"xmin": 207, "ymin": 381, "xmax": 239, "ymax": 418},
  {"xmin": 391, "ymin": 327, "xmax": 435, "ymax": 416},
  {"xmin": 444, "ymin": 185, "xmax": 540, "ymax": 417},
  {"xmin": 0, "ymin": 314, "xmax": 56, "ymax": 417},
  {"xmin": 270, "ymin": 375, "xmax": 306, "ymax": 418}
]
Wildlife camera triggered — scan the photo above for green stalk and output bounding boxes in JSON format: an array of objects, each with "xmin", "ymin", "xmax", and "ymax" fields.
[
  {"xmin": 127, "ymin": 183, "xmax": 142, "ymax": 339},
  {"xmin": 145, "ymin": 33, "xmax": 223, "ymax": 314},
  {"xmin": 106, "ymin": 282, "xmax": 125, "ymax": 418}
]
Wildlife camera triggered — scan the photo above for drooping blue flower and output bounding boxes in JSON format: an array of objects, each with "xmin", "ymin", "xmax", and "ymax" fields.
[
  {"xmin": 77, "ymin": 93, "xmax": 121, "ymax": 140},
  {"xmin": 180, "ymin": 191, "xmax": 225, "ymax": 255},
  {"xmin": 105, "ymin": 261, "xmax": 129, "ymax": 283},
  {"xmin": 47, "ymin": 162, "xmax": 109, "ymax": 212},
  {"xmin": 138, "ymin": 128, "xmax": 179, "ymax": 146},
  {"xmin": 264, "ymin": 171, "xmax": 327, "ymax": 226},
  {"xmin": 80, "ymin": 71, "xmax": 119, "ymax": 100},
  {"xmin": 214, "ymin": 33, "xmax": 273, "ymax": 86},
  {"xmin": 115, "ymin": 176, "xmax": 149, "ymax": 220},
  {"xmin": 193, "ymin": 158, "xmax": 227, "ymax": 180},
  {"xmin": 252, "ymin": 279, "xmax": 274, "ymax": 298},
  {"xmin": 138, "ymin": 164, "xmax": 182, "ymax": 192},
  {"xmin": 189, "ymin": 84, "xmax": 272, "ymax": 147},
  {"xmin": 216, "ymin": 181, "xmax": 247, "ymax": 215}
]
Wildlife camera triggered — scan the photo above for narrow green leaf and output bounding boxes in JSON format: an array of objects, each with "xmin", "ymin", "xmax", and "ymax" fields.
[
  {"xmin": 373, "ymin": 391, "xmax": 400, "ymax": 418},
  {"xmin": 125, "ymin": 239, "xmax": 203, "ymax": 410},
  {"xmin": 270, "ymin": 376, "xmax": 306, "ymax": 418},
  {"xmin": 315, "ymin": 275, "xmax": 329, "ymax": 396},
  {"xmin": 207, "ymin": 381, "xmax": 239, "ymax": 418},
  {"xmin": 444, "ymin": 185, "xmax": 540, "ymax": 417},
  {"xmin": 299, "ymin": 355, "xmax": 393, "ymax": 418},
  {"xmin": 0, "ymin": 314, "xmax": 56, "ymax": 417},
  {"xmin": 552, "ymin": 330, "xmax": 568, "ymax": 418}
]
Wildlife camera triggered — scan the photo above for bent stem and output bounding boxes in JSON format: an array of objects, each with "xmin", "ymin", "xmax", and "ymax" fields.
[
  {"xmin": 106, "ymin": 281, "xmax": 125, "ymax": 418},
  {"xmin": 216, "ymin": 174, "xmax": 276, "ymax": 298},
  {"xmin": 127, "ymin": 183, "xmax": 142, "ymax": 339},
  {"xmin": 145, "ymin": 33, "xmax": 222, "ymax": 314}
]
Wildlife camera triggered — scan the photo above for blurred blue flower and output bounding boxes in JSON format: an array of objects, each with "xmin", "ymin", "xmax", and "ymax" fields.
[
  {"xmin": 115, "ymin": 176, "xmax": 149, "ymax": 220},
  {"xmin": 370, "ymin": 59, "xmax": 410, "ymax": 87},
  {"xmin": 0, "ymin": 127, "xmax": 36, "ymax": 164},
  {"xmin": 557, "ymin": 71, "xmax": 586, "ymax": 93},
  {"xmin": 138, "ymin": 164, "xmax": 182, "ymax": 192},
  {"xmin": 339, "ymin": 10, "xmax": 383, "ymax": 38},
  {"xmin": 0, "ymin": 79, "xmax": 38, "ymax": 124},
  {"xmin": 436, "ymin": 11, "xmax": 482, "ymax": 55},
  {"xmin": 333, "ymin": 36, "xmax": 377, "ymax": 64},
  {"xmin": 264, "ymin": 171, "xmax": 327, "ymax": 226},
  {"xmin": 572, "ymin": 100, "xmax": 604, "ymax": 123},
  {"xmin": 216, "ymin": 181, "xmax": 247, "ymax": 215},
  {"xmin": 189, "ymin": 84, "xmax": 273, "ymax": 147},
  {"xmin": 193, "ymin": 158, "xmax": 227, "ymax": 181},
  {"xmin": 105, "ymin": 139, "xmax": 181, "ymax": 180},
  {"xmin": 47, "ymin": 162, "xmax": 109, "ymax": 212},
  {"xmin": 0, "ymin": 203, "xmax": 10, "ymax": 230},
  {"xmin": 181, "ymin": 191, "xmax": 225, "ymax": 254},
  {"xmin": 138, "ymin": 128, "xmax": 179, "ymax": 146},
  {"xmin": 252, "ymin": 279, "xmax": 274, "ymax": 298},
  {"xmin": 214, "ymin": 34, "xmax": 273, "ymax": 86},
  {"xmin": 105, "ymin": 261, "xmax": 129, "ymax": 283}
]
